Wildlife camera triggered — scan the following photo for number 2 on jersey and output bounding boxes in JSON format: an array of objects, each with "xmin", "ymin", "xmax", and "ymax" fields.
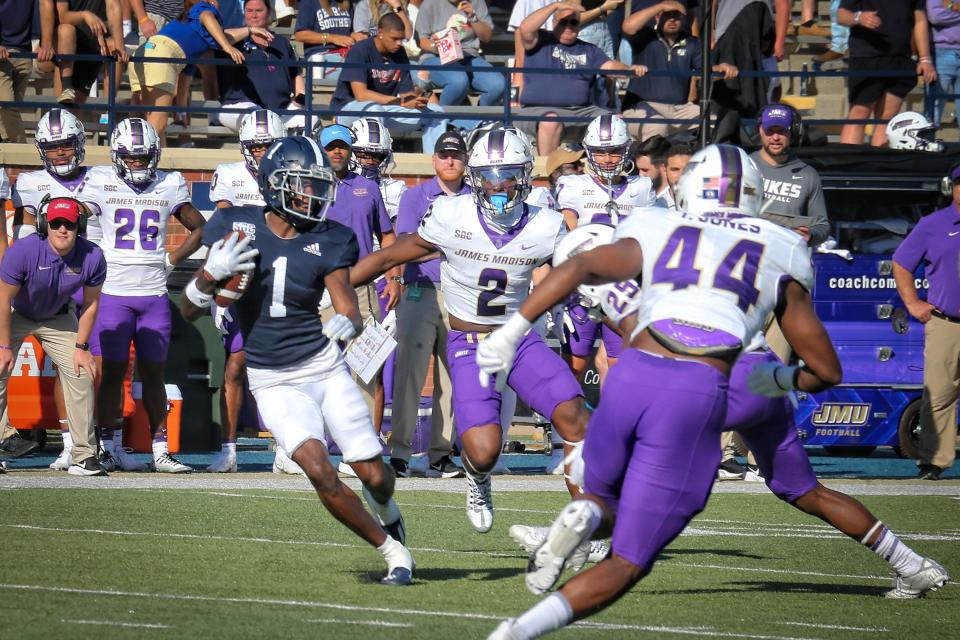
[
  {"xmin": 477, "ymin": 268, "xmax": 508, "ymax": 317},
  {"xmin": 114, "ymin": 208, "xmax": 161, "ymax": 250},
  {"xmin": 651, "ymin": 226, "xmax": 763, "ymax": 311}
]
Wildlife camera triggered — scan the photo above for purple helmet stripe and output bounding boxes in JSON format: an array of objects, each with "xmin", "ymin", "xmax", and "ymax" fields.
[
  {"xmin": 50, "ymin": 109, "xmax": 63, "ymax": 135},
  {"xmin": 131, "ymin": 119, "xmax": 145, "ymax": 147},
  {"xmin": 255, "ymin": 110, "xmax": 268, "ymax": 135},
  {"xmin": 488, "ymin": 130, "xmax": 505, "ymax": 160},
  {"xmin": 599, "ymin": 115, "xmax": 612, "ymax": 142},
  {"xmin": 368, "ymin": 120, "xmax": 381, "ymax": 145},
  {"xmin": 717, "ymin": 145, "xmax": 742, "ymax": 208}
]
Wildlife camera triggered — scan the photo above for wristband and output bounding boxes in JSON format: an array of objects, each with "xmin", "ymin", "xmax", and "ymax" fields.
[
  {"xmin": 0, "ymin": 345, "xmax": 10, "ymax": 351},
  {"xmin": 185, "ymin": 279, "xmax": 214, "ymax": 309},
  {"xmin": 853, "ymin": 11, "xmax": 861, "ymax": 24},
  {"xmin": 773, "ymin": 365, "xmax": 800, "ymax": 391},
  {"xmin": 138, "ymin": 16, "xmax": 151, "ymax": 24},
  {"xmin": 919, "ymin": 56, "xmax": 933, "ymax": 63}
]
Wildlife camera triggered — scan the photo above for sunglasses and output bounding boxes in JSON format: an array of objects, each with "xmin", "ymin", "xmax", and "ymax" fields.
[
  {"xmin": 557, "ymin": 17, "xmax": 580, "ymax": 28},
  {"xmin": 49, "ymin": 219, "xmax": 78, "ymax": 231}
]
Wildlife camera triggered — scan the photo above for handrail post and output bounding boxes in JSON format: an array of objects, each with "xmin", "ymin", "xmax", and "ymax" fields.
[
  {"xmin": 305, "ymin": 57, "xmax": 314, "ymax": 136},
  {"xmin": 107, "ymin": 54, "xmax": 117, "ymax": 138}
]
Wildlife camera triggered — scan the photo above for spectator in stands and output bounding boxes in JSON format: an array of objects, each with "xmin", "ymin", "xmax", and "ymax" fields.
[
  {"xmin": 662, "ymin": 141, "xmax": 691, "ymax": 207},
  {"xmin": 52, "ymin": 0, "xmax": 128, "ymax": 106},
  {"xmin": 838, "ymin": 1, "xmax": 937, "ymax": 146},
  {"xmin": 218, "ymin": 0, "xmax": 306, "ymax": 132},
  {"xmin": 1, "ymin": 1, "xmax": 54, "ymax": 143},
  {"xmin": 515, "ymin": 1, "xmax": 647, "ymax": 155},
  {"xmin": 415, "ymin": 0, "xmax": 504, "ymax": 110},
  {"xmin": 925, "ymin": 0, "xmax": 960, "ymax": 126},
  {"xmin": 0, "ymin": 197, "xmax": 106, "ymax": 476},
  {"xmin": 622, "ymin": 2, "xmax": 737, "ymax": 143},
  {"xmin": 892, "ymin": 163, "xmax": 960, "ymax": 480},
  {"xmin": 544, "ymin": 142, "xmax": 585, "ymax": 192},
  {"xmin": 331, "ymin": 12, "xmax": 448, "ymax": 152},
  {"xmin": 354, "ymin": 0, "xmax": 413, "ymax": 37},
  {"xmin": 631, "ymin": 135, "xmax": 671, "ymax": 206},
  {"xmin": 813, "ymin": 0, "xmax": 850, "ymax": 64},
  {"xmin": 131, "ymin": 0, "xmax": 269, "ymax": 144},
  {"xmin": 750, "ymin": 103, "xmax": 829, "ymax": 247},
  {"xmin": 296, "ymin": 0, "xmax": 374, "ymax": 83}
]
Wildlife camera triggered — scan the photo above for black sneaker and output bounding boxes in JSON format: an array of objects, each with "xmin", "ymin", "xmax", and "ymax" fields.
[
  {"xmin": 918, "ymin": 465, "xmax": 944, "ymax": 481},
  {"xmin": 427, "ymin": 455, "xmax": 464, "ymax": 479},
  {"xmin": 390, "ymin": 458, "xmax": 410, "ymax": 478},
  {"xmin": 68, "ymin": 456, "xmax": 108, "ymax": 477},
  {"xmin": 0, "ymin": 434, "xmax": 41, "ymax": 459},
  {"xmin": 717, "ymin": 457, "xmax": 745, "ymax": 480}
]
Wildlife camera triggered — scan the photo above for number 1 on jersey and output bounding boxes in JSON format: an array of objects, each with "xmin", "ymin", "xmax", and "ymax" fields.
[{"xmin": 270, "ymin": 256, "xmax": 287, "ymax": 318}]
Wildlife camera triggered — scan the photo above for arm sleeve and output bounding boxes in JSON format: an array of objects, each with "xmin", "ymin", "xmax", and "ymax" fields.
[
  {"xmin": 0, "ymin": 169, "xmax": 9, "ymax": 200},
  {"xmin": 555, "ymin": 178, "xmax": 578, "ymax": 212},
  {"xmin": 209, "ymin": 167, "xmax": 230, "ymax": 203},
  {"xmin": 10, "ymin": 179, "xmax": 30, "ymax": 210},
  {"xmin": 296, "ymin": 0, "xmax": 318, "ymax": 31},
  {"xmin": 190, "ymin": 2, "xmax": 221, "ymax": 22},
  {"xmin": 396, "ymin": 49, "xmax": 414, "ymax": 93},
  {"xmin": 0, "ymin": 241, "xmax": 27, "ymax": 286},
  {"xmin": 892, "ymin": 223, "xmax": 927, "ymax": 272},
  {"xmin": 804, "ymin": 171, "xmax": 830, "ymax": 246},
  {"xmin": 587, "ymin": 42, "xmax": 611, "ymax": 67},
  {"xmin": 334, "ymin": 228, "xmax": 360, "ymax": 269},
  {"xmin": 416, "ymin": 201, "xmax": 447, "ymax": 246},
  {"xmin": 838, "ymin": 0, "xmax": 860, "ymax": 11},
  {"xmin": 85, "ymin": 249, "xmax": 108, "ymax": 288},
  {"xmin": 395, "ymin": 187, "xmax": 423, "ymax": 235},
  {"xmin": 373, "ymin": 188, "xmax": 392, "ymax": 234},
  {"xmin": 475, "ymin": 0, "xmax": 494, "ymax": 28},
  {"xmin": 340, "ymin": 43, "xmax": 370, "ymax": 84},
  {"xmin": 353, "ymin": 1, "xmax": 370, "ymax": 33},
  {"xmin": 543, "ymin": 219, "xmax": 569, "ymax": 266},
  {"xmin": 787, "ymin": 236, "xmax": 815, "ymax": 292},
  {"xmin": 171, "ymin": 172, "xmax": 192, "ymax": 210},
  {"xmin": 201, "ymin": 210, "xmax": 228, "ymax": 247},
  {"xmin": 414, "ymin": 1, "xmax": 434, "ymax": 37}
]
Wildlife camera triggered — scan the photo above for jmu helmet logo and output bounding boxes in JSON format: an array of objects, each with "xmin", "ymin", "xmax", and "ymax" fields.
[{"xmin": 811, "ymin": 403, "xmax": 870, "ymax": 427}]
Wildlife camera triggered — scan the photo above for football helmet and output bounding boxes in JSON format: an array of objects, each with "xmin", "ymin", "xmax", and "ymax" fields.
[
  {"xmin": 239, "ymin": 109, "xmax": 285, "ymax": 174},
  {"xmin": 552, "ymin": 223, "xmax": 616, "ymax": 308},
  {"xmin": 36, "ymin": 109, "xmax": 85, "ymax": 177},
  {"xmin": 110, "ymin": 118, "xmax": 161, "ymax": 187},
  {"xmin": 467, "ymin": 129, "xmax": 533, "ymax": 228},
  {"xmin": 349, "ymin": 117, "xmax": 394, "ymax": 181},
  {"xmin": 887, "ymin": 111, "xmax": 944, "ymax": 152},
  {"xmin": 583, "ymin": 114, "xmax": 632, "ymax": 181},
  {"xmin": 258, "ymin": 136, "xmax": 337, "ymax": 229},
  {"xmin": 676, "ymin": 144, "xmax": 762, "ymax": 217}
]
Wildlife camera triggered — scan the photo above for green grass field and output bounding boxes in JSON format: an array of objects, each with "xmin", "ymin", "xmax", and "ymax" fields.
[{"xmin": 1, "ymin": 483, "xmax": 957, "ymax": 639}]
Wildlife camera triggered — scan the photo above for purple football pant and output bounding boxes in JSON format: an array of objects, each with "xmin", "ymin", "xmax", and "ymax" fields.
[
  {"xmin": 95, "ymin": 294, "xmax": 171, "ymax": 362},
  {"xmin": 446, "ymin": 329, "xmax": 583, "ymax": 436},
  {"xmin": 724, "ymin": 350, "xmax": 818, "ymax": 503},
  {"xmin": 583, "ymin": 349, "xmax": 728, "ymax": 571},
  {"xmin": 561, "ymin": 304, "xmax": 623, "ymax": 359},
  {"xmin": 213, "ymin": 307, "xmax": 244, "ymax": 354}
]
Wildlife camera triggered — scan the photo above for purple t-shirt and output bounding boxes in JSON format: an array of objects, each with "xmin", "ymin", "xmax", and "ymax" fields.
[
  {"xmin": 397, "ymin": 177, "xmax": 471, "ymax": 285},
  {"xmin": 892, "ymin": 204, "xmax": 960, "ymax": 316},
  {"xmin": 0, "ymin": 234, "xmax": 107, "ymax": 321},
  {"xmin": 520, "ymin": 31, "xmax": 610, "ymax": 107},
  {"xmin": 324, "ymin": 171, "xmax": 392, "ymax": 260}
]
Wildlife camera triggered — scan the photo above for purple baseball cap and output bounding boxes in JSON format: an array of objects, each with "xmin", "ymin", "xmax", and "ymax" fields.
[
  {"xmin": 761, "ymin": 105, "xmax": 794, "ymax": 132},
  {"xmin": 950, "ymin": 165, "xmax": 960, "ymax": 182}
]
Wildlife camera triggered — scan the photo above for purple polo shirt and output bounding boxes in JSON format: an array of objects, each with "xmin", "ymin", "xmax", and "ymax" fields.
[
  {"xmin": 893, "ymin": 204, "xmax": 960, "ymax": 317},
  {"xmin": 398, "ymin": 177, "xmax": 471, "ymax": 285},
  {"xmin": 324, "ymin": 172, "xmax": 392, "ymax": 260},
  {"xmin": 0, "ymin": 234, "xmax": 107, "ymax": 321}
]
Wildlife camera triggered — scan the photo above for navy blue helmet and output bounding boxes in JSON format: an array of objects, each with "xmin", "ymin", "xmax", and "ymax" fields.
[{"xmin": 257, "ymin": 136, "xmax": 337, "ymax": 229}]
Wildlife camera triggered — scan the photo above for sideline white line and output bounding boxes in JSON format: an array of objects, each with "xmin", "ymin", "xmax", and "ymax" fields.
[
  {"xmin": 61, "ymin": 619, "xmax": 171, "ymax": 629},
  {"xmin": 305, "ymin": 618, "xmax": 413, "ymax": 628},
  {"xmin": 675, "ymin": 562, "xmax": 888, "ymax": 582},
  {"xmin": 778, "ymin": 621, "xmax": 889, "ymax": 632}
]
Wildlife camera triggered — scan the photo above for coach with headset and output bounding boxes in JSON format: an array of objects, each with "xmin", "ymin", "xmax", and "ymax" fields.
[
  {"xmin": 893, "ymin": 164, "xmax": 960, "ymax": 481},
  {"xmin": 0, "ymin": 197, "xmax": 106, "ymax": 476}
]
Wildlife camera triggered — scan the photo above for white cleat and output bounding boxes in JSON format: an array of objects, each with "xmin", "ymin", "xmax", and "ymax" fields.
[
  {"xmin": 466, "ymin": 471, "xmax": 494, "ymax": 533},
  {"xmin": 886, "ymin": 558, "xmax": 950, "ymax": 599},
  {"xmin": 114, "ymin": 446, "xmax": 148, "ymax": 471},
  {"xmin": 49, "ymin": 448, "xmax": 72, "ymax": 471},
  {"xmin": 488, "ymin": 619, "xmax": 522, "ymax": 640},
  {"xmin": 545, "ymin": 450, "xmax": 564, "ymax": 475},
  {"xmin": 153, "ymin": 452, "xmax": 192, "ymax": 474},
  {"xmin": 272, "ymin": 448, "xmax": 305, "ymax": 476},
  {"xmin": 525, "ymin": 502, "xmax": 595, "ymax": 595},
  {"xmin": 206, "ymin": 449, "xmax": 237, "ymax": 473},
  {"xmin": 510, "ymin": 524, "xmax": 609, "ymax": 564}
]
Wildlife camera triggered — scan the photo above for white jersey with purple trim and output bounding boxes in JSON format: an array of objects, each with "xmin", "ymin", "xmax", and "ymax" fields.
[
  {"xmin": 380, "ymin": 177, "xmax": 406, "ymax": 222},
  {"xmin": 79, "ymin": 166, "xmax": 191, "ymax": 296},
  {"xmin": 418, "ymin": 194, "xmax": 567, "ymax": 325},
  {"xmin": 11, "ymin": 167, "xmax": 104, "ymax": 244},
  {"xmin": 527, "ymin": 185, "xmax": 557, "ymax": 210},
  {"xmin": 610, "ymin": 207, "xmax": 813, "ymax": 349},
  {"xmin": 556, "ymin": 174, "xmax": 655, "ymax": 227},
  {"xmin": 210, "ymin": 161, "xmax": 264, "ymax": 207},
  {"xmin": 0, "ymin": 167, "xmax": 9, "ymax": 200}
]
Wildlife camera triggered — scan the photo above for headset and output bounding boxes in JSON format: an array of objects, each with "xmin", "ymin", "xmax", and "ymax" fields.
[
  {"xmin": 36, "ymin": 194, "xmax": 88, "ymax": 239},
  {"xmin": 940, "ymin": 160, "xmax": 960, "ymax": 197},
  {"xmin": 759, "ymin": 102, "xmax": 805, "ymax": 145}
]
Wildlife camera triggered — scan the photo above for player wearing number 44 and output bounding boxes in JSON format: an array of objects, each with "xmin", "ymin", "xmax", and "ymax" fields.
[
  {"xmin": 351, "ymin": 129, "xmax": 590, "ymax": 534},
  {"xmin": 77, "ymin": 118, "xmax": 207, "ymax": 474},
  {"xmin": 180, "ymin": 136, "xmax": 414, "ymax": 587}
]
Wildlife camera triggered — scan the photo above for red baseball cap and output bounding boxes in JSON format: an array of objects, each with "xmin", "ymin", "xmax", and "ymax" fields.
[{"xmin": 46, "ymin": 198, "xmax": 81, "ymax": 223}]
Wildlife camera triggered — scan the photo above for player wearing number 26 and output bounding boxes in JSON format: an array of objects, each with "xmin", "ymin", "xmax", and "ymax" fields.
[
  {"xmin": 180, "ymin": 136, "xmax": 414, "ymax": 586},
  {"xmin": 79, "ymin": 118, "xmax": 207, "ymax": 474},
  {"xmin": 351, "ymin": 130, "xmax": 591, "ymax": 535}
]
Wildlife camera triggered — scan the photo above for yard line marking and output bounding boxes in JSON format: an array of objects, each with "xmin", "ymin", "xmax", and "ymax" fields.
[
  {"xmin": 61, "ymin": 619, "xmax": 171, "ymax": 629},
  {"xmin": 778, "ymin": 621, "xmax": 889, "ymax": 632},
  {"xmin": 5, "ymin": 583, "xmax": 821, "ymax": 640},
  {"xmin": 305, "ymin": 618, "xmax": 413, "ymax": 628}
]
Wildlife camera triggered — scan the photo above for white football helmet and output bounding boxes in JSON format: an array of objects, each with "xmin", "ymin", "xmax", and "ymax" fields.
[
  {"xmin": 110, "ymin": 118, "xmax": 161, "ymax": 187},
  {"xmin": 239, "ymin": 109, "xmax": 285, "ymax": 174},
  {"xmin": 552, "ymin": 223, "xmax": 616, "ymax": 308},
  {"xmin": 467, "ymin": 129, "xmax": 533, "ymax": 228},
  {"xmin": 887, "ymin": 111, "xmax": 944, "ymax": 152},
  {"xmin": 676, "ymin": 144, "xmax": 762, "ymax": 217},
  {"xmin": 36, "ymin": 109, "xmax": 85, "ymax": 177},
  {"xmin": 583, "ymin": 114, "xmax": 632, "ymax": 181},
  {"xmin": 349, "ymin": 117, "xmax": 394, "ymax": 181}
]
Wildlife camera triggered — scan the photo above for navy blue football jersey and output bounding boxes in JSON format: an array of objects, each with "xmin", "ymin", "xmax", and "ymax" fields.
[{"xmin": 202, "ymin": 206, "xmax": 360, "ymax": 369}]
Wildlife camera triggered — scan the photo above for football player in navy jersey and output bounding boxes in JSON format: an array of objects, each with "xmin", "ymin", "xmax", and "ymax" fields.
[{"xmin": 180, "ymin": 136, "xmax": 413, "ymax": 586}]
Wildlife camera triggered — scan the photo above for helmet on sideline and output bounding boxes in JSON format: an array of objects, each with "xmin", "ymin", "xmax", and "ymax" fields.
[
  {"xmin": 583, "ymin": 114, "xmax": 632, "ymax": 181},
  {"xmin": 349, "ymin": 117, "xmax": 394, "ymax": 181},
  {"xmin": 110, "ymin": 118, "xmax": 161, "ymax": 187},
  {"xmin": 552, "ymin": 223, "xmax": 616, "ymax": 308},
  {"xmin": 257, "ymin": 136, "xmax": 337, "ymax": 230},
  {"xmin": 887, "ymin": 111, "xmax": 944, "ymax": 152},
  {"xmin": 239, "ymin": 109, "xmax": 285, "ymax": 174},
  {"xmin": 467, "ymin": 129, "xmax": 533, "ymax": 228},
  {"xmin": 676, "ymin": 144, "xmax": 762, "ymax": 217},
  {"xmin": 36, "ymin": 109, "xmax": 85, "ymax": 177}
]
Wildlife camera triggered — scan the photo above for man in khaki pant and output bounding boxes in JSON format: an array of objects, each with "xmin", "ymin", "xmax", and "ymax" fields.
[
  {"xmin": 893, "ymin": 164, "xmax": 960, "ymax": 480},
  {"xmin": 0, "ymin": 197, "xmax": 106, "ymax": 475}
]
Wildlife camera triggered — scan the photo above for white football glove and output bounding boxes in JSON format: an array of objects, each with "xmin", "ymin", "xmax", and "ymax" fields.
[
  {"xmin": 563, "ymin": 439, "xmax": 585, "ymax": 489},
  {"xmin": 204, "ymin": 234, "xmax": 258, "ymax": 281},
  {"xmin": 381, "ymin": 310, "xmax": 397, "ymax": 338},
  {"xmin": 317, "ymin": 288, "xmax": 332, "ymax": 313},
  {"xmin": 747, "ymin": 362, "xmax": 800, "ymax": 398},
  {"xmin": 476, "ymin": 314, "xmax": 532, "ymax": 390},
  {"xmin": 163, "ymin": 252, "xmax": 175, "ymax": 276},
  {"xmin": 323, "ymin": 313, "xmax": 358, "ymax": 342},
  {"xmin": 213, "ymin": 305, "xmax": 233, "ymax": 336}
]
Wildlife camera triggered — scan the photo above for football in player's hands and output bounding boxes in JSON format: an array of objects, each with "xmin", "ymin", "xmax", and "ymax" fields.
[{"xmin": 205, "ymin": 231, "xmax": 257, "ymax": 307}]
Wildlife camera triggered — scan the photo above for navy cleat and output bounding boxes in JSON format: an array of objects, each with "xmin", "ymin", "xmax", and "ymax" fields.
[
  {"xmin": 380, "ymin": 565, "xmax": 413, "ymax": 586},
  {"xmin": 383, "ymin": 513, "xmax": 406, "ymax": 546}
]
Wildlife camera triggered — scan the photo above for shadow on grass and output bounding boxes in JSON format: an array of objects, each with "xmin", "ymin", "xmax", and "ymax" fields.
[
  {"xmin": 352, "ymin": 565, "xmax": 526, "ymax": 584},
  {"xmin": 659, "ymin": 548, "xmax": 766, "ymax": 561}
]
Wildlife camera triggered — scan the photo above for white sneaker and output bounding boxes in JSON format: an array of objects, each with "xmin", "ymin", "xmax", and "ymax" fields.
[
  {"xmin": 337, "ymin": 460, "xmax": 357, "ymax": 477},
  {"xmin": 510, "ymin": 524, "xmax": 609, "ymax": 565},
  {"xmin": 49, "ymin": 447, "xmax": 72, "ymax": 471},
  {"xmin": 207, "ymin": 449, "xmax": 237, "ymax": 473},
  {"xmin": 272, "ymin": 448, "xmax": 305, "ymax": 476},
  {"xmin": 886, "ymin": 558, "xmax": 950, "ymax": 599},
  {"xmin": 466, "ymin": 471, "xmax": 494, "ymax": 533},
  {"xmin": 587, "ymin": 540, "xmax": 609, "ymax": 563},
  {"xmin": 114, "ymin": 446, "xmax": 147, "ymax": 472},
  {"xmin": 487, "ymin": 619, "xmax": 521, "ymax": 640},
  {"xmin": 525, "ymin": 501, "xmax": 595, "ymax": 595},
  {"xmin": 545, "ymin": 450, "xmax": 564, "ymax": 475},
  {"xmin": 743, "ymin": 464, "xmax": 765, "ymax": 483},
  {"xmin": 153, "ymin": 452, "xmax": 192, "ymax": 473}
]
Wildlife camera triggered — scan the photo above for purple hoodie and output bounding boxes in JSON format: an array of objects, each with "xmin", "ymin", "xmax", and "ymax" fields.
[{"xmin": 928, "ymin": 0, "xmax": 960, "ymax": 49}]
